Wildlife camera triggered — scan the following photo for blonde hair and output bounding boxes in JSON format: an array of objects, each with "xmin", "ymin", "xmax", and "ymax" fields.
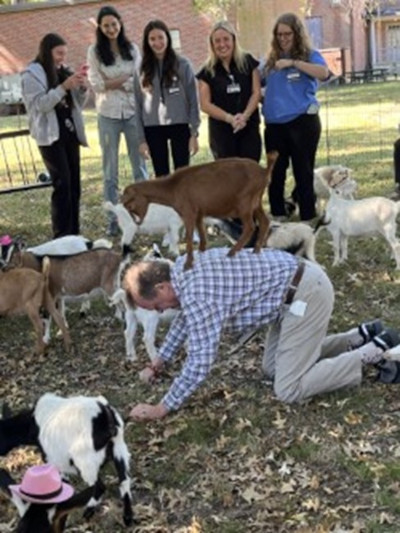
[
  {"xmin": 264, "ymin": 12, "xmax": 312, "ymax": 74},
  {"xmin": 203, "ymin": 20, "xmax": 248, "ymax": 76}
]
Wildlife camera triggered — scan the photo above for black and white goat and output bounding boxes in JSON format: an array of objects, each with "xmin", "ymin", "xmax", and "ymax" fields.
[
  {"xmin": 0, "ymin": 393, "xmax": 133, "ymax": 526},
  {"xmin": 0, "ymin": 467, "xmax": 94, "ymax": 533},
  {"xmin": 212, "ymin": 218, "xmax": 319, "ymax": 262}
]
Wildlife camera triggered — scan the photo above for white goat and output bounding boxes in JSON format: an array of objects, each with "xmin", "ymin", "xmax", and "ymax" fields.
[
  {"xmin": 321, "ymin": 190, "xmax": 400, "ymax": 268},
  {"xmin": 26, "ymin": 235, "xmax": 112, "ymax": 256},
  {"xmin": 110, "ymin": 244, "xmax": 179, "ymax": 361},
  {"xmin": 0, "ymin": 393, "xmax": 133, "ymax": 526},
  {"xmin": 210, "ymin": 218, "xmax": 318, "ymax": 261},
  {"xmin": 314, "ymin": 164, "xmax": 356, "ymax": 211},
  {"xmin": 267, "ymin": 221, "xmax": 317, "ymax": 262},
  {"xmin": 104, "ymin": 201, "xmax": 183, "ymax": 256}
]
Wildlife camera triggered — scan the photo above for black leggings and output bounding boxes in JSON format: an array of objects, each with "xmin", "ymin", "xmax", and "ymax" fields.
[
  {"xmin": 39, "ymin": 127, "xmax": 80, "ymax": 238},
  {"xmin": 144, "ymin": 123, "xmax": 190, "ymax": 177},
  {"xmin": 265, "ymin": 113, "xmax": 321, "ymax": 221}
]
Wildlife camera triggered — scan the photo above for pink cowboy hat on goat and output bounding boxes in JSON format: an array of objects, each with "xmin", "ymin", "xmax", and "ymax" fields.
[{"xmin": 9, "ymin": 463, "xmax": 74, "ymax": 504}]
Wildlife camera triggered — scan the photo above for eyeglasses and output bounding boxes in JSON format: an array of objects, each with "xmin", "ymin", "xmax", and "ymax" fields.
[{"xmin": 276, "ymin": 31, "xmax": 293, "ymax": 38}]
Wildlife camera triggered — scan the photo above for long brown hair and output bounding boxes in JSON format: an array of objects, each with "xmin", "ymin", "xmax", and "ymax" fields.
[
  {"xmin": 140, "ymin": 19, "xmax": 178, "ymax": 89},
  {"xmin": 35, "ymin": 33, "xmax": 66, "ymax": 89},
  {"xmin": 265, "ymin": 13, "xmax": 312, "ymax": 73}
]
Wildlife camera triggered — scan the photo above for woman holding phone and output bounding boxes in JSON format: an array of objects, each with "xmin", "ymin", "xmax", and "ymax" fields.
[{"xmin": 21, "ymin": 33, "xmax": 88, "ymax": 238}]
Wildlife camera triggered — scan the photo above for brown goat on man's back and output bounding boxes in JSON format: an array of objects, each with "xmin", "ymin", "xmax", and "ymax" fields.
[{"xmin": 121, "ymin": 152, "xmax": 278, "ymax": 269}]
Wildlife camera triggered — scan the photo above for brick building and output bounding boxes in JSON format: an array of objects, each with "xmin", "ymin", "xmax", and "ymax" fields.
[
  {"xmin": 0, "ymin": 0, "xmax": 375, "ymax": 79},
  {"xmin": 0, "ymin": 0, "xmax": 213, "ymax": 75}
]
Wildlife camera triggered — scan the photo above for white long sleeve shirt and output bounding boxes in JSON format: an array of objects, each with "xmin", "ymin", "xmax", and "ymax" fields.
[{"xmin": 87, "ymin": 43, "xmax": 141, "ymax": 119}]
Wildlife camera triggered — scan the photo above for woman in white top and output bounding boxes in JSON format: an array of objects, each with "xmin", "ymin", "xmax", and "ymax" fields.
[{"xmin": 87, "ymin": 5, "xmax": 147, "ymax": 235}]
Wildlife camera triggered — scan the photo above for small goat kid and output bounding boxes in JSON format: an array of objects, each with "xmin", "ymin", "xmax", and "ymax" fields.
[
  {"xmin": 314, "ymin": 164, "xmax": 356, "ymax": 211},
  {"xmin": 211, "ymin": 218, "xmax": 318, "ymax": 262},
  {"xmin": 0, "ymin": 467, "xmax": 94, "ymax": 533},
  {"xmin": 321, "ymin": 192, "xmax": 400, "ymax": 268},
  {"xmin": 122, "ymin": 153, "xmax": 278, "ymax": 269},
  {"xmin": 110, "ymin": 244, "xmax": 178, "ymax": 361},
  {"xmin": 0, "ymin": 257, "xmax": 70, "ymax": 354},
  {"xmin": 267, "ymin": 222, "xmax": 317, "ymax": 262},
  {"xmin": 0, "ymin": 393, "xmax": 133, "ymax": 526},
  {"xmin": 104, "ymin": 201, "xmax": 183, "ymax": 256},
  {"xmin": 6, "ymin": 221, "xmax": 134, "ymax": 339}
]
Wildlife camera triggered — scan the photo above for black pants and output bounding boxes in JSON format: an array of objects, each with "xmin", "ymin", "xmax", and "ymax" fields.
[
  {"xmin": 39, "ymin": 128, "xmax": 80, "ymax": 238},
  {"xmin": 394, "ymin": 138, "xmax": 400, "ymax": 186},
  {"xmin": 144, "ymin": 123, "xmax": 190, "ymax": 177},
  {"xmin": 265, "ymin": 113, "xmax": 321, "ymax": 221},
  {"xmin": 209, "ymin": 120, "xmax": 261, "ymax": 162}
]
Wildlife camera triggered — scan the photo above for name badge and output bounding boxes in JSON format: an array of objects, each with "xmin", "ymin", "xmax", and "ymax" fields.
[
  {"xmin": 227, "ymin": 83, "xmax": 241, "ymax": 94},
  {"xmin": 287, "ymin": 71, "xmax": 301, "ymax": 82},
  {"xmin": 168, "ymin": 87, "xmax": 180, "ymax": 94}
]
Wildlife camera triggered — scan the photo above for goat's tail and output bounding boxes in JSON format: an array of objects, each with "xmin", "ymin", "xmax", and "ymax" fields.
[
  {"xmin": 41, "ymin": 255, "xmax": 51, "ymax": 284},
  {"xmin": 265, "ymin": 151, "xmax": 279, "ymax": 187},
  {"xmin": 313, "ymin": 214, "xmax": 330, "ymax": 234}
]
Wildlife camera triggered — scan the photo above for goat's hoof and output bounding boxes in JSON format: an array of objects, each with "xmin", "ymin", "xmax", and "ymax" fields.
[
  {"xmin": 123, "ymin": 512, "xmax": 136, "ymax": 526},
  {"xmin": 227, "ymin": 249, "xmax": 236, "ymax": 257}
]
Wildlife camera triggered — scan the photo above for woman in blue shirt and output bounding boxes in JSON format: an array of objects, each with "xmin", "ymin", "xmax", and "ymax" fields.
[{"xmin": 261, "ymin": 13, "xmax": 329, "ymax": 221}]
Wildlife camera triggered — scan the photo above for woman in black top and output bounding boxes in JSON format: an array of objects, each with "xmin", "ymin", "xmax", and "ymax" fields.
[{"xmin": 196, "ymin": 20, "xmax": 261, "ymax": 162}]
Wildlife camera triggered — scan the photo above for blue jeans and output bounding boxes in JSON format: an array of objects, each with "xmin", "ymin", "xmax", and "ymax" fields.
[{"xmin": 98, "ymin": 114, "xmax": 148, "ymax": 227}]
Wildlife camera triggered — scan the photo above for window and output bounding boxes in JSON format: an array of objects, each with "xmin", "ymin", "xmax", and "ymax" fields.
[{"xmin": 170, "ymin": 29, "xmax": 181, "ymax": 52}]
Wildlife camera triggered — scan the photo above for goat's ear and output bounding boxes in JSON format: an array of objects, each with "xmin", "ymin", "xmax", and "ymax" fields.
[
  {"xmin": 13, "ymin": 235, "xmax": 26, "ymax": 251},
  {"xmin": 2, "ymin": 402, "xmax": 12, "ymax": 419},
  {"xmin": 152, "ymin": 242, "xmax": 162, "ymax": 258},
  {"xmin": 0, "ymin": 467, "xmax": 15, "ymax": 496}
]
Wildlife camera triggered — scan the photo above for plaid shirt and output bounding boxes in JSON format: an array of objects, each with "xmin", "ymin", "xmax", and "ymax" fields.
[{"xmin": 159, "ymin": 247, "xmax": 298, "ymax": 411}]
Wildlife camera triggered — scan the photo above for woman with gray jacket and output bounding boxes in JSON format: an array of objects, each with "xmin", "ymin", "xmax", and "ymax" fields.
[
  {"xmin": 135, "ymin": 19, "xmax": 200, "ymax": 177},
  {"xmin": 21, "ymin": 33, "xmax": 87, "ymax": 238}
]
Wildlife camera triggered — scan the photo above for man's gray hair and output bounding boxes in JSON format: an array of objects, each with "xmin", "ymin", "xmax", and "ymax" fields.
[{"xmin": 124, "ymin": 260, "xmax": 171, "ymax": 301}]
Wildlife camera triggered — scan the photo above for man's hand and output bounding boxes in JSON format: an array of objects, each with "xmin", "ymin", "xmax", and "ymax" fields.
[
  {"xmin": 129, "ymin": 402, "xmax": 168, "ymax": 422},
  {"xmin": 138, "ymin": 356, "xmax": 164, "ymax": 384}
]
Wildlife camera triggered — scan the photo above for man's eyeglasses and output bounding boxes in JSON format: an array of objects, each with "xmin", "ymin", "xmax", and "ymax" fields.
[{"xmin": 276, "ymin": 31, "xmax": 293, "ymax": 38}]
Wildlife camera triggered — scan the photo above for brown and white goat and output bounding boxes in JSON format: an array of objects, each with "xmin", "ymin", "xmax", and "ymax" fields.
[
  {"xmin": 6, "ymin": 246, "xmax": 129, "ymax": 339},
  {"xmin": 121, "ymin": 152, "xmax": 278, "ymax": 269},
  {"xmin": 0, "ymin": 257, "xmax": 70, "ymax": 354}
]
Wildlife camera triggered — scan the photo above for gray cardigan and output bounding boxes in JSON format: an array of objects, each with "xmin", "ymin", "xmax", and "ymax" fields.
[
  {"xmin": 21, "ymin": 62, "xmax": 87, "ymax": 147},
  {"xmin": 134, "ymin": 55, "xmax": 200, "ymax": 143}
]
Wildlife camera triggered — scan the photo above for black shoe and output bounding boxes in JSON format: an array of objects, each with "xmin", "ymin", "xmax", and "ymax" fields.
[
  {"xmin": 372, "ymin": 328, "xmax": 400, "ymax": 351},
  {"xmin": 358, "ymin": 319, "xmax": 383, "ymax": 344}
]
